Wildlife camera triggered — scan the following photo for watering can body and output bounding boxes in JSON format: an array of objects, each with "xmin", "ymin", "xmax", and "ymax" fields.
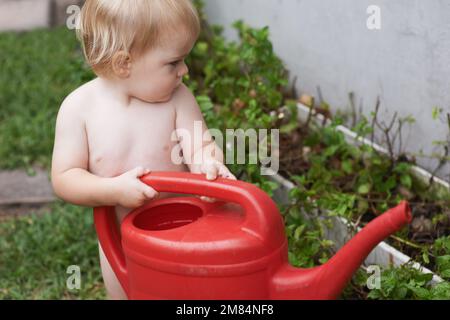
[{"xmin": 93, "ymin": 172, "xmax": 412, "ymax": 300}]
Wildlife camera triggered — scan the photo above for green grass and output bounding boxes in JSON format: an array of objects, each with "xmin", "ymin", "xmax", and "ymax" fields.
[
  {"xmin": 0, "ymin": 26, "xmax": 102, "ymax": 300},
  {"xmin": 0, "ymin": 202, "xmax": 106, "ymax": 299},
  {"xmin": 0, "ymin": 27, "xmax": 102, "ymax": 300},
  {"xmin": 0, "ymin": 27, "xmax": 94, "ymax": 171}
]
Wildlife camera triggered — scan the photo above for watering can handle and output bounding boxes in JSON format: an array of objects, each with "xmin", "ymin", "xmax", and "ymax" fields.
[
  {"xmin": 93, "ymin": 206, "xmax": 130, "ymax": 296},
  {"xmin": 94, "ymin": 171, "xmax": 281, "ymax": 298},
  {"xmin": 140, "ymin": 172, "xmax": 280, "ymax": 237}
]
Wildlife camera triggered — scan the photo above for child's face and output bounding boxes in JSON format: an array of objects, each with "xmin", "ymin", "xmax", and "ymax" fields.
[{"xmin": 127, "ymin": 31, "xmax": 195, "ymax": 103}]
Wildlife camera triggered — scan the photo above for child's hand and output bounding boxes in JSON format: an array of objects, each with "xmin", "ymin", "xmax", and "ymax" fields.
[
  {"xmin": 195, "ymin": 159, "xmax": 237, "ymax": 203},
  {"xmin": 112, "ymin": 167, "xmax": 159, "ymax": 209}
]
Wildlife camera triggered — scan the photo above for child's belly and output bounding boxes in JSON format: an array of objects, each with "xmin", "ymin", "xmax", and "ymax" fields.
[
  {"xmin": 87, "ymin": 134, "xmax": 190, "ymax": 225},
  {"xmin": 86, "ymin": 100, "xmax": 189, "ymax": 224},
  {"xmin": 89, "ymin": 148, "xmax": 189, "ymax": 224}
]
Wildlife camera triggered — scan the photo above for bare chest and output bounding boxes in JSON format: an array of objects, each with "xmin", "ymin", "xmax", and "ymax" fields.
[{"xmin": 85, "ymin": 102, "xmax": 182, "ymax": 177}]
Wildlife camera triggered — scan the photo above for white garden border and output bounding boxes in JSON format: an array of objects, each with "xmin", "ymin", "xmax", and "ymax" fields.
[{"xmin": 268, "ymin": 103, "xmax": 449, "ymax": 284}]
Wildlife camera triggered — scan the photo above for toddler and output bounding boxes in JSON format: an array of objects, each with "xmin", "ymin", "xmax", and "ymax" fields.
[{"xmin": 51, "ymin": 0, "xmax": 235, "ymax": 300}]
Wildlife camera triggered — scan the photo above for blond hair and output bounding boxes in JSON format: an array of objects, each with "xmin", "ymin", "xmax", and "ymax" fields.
[{"xmin": 77, "ymin": 0, "xmax": 200, "ymax": 77}]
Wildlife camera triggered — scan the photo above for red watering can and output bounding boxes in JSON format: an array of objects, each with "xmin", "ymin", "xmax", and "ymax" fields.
[{"xmin": 93, "ymin": 172, "xmax": 411, "ymax": 299}]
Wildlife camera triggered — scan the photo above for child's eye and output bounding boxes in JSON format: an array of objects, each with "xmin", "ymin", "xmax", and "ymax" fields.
[{"xmin": 169, "ymin": 60, "xmax": 180, "ymax": 67}]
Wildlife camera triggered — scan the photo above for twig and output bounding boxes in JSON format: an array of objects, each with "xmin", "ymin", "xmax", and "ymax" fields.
[
  {"xmin": 304, "ymin": 102, "xmax": 314, "ymax": 131},
  {"xmin": 374, "ymin": 111, "xmax": 398, "ymax": 169},
  {"xmin": 389, "ymin": 235, "xmax": 428, "ymax": 251},
  {"xmin": 397, "ymin": 119, "xmax": 404, "ymax": 156},
  {"xmin": 316, "ymin": 86, "xmax": 324, "ymax": 106},
  {"xmin": 349, "ymin": 92, "xmax": 357, "ymax": 128},
  {"xmin": 353, "ymin": 213, "xmax": 364, "ymax": 230},
  {"xmin": 370, "ymin": 97, "xmax": 380, "ymax": 145},
  {"xmin": 427, "ymin": 114, "xmax": 450, "ymax": 189},
  {"xmin": 447, "ymin": 113, "xmax": 450, "ymax": 183},
  {"xmin": 290, "ymin": 76, "xmax": 298, "ymax": 100},
  {"xmin": 428, "ymin": 145, "xmax": 448, "ymax": 189},
  {"xmin": 447, "ymin": 112, "xmax": 450, "ymax": 131}
]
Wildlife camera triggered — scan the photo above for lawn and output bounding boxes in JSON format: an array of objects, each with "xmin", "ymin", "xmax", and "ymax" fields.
[
  {"xmin": 0, "ymin": 27, "xmax": 101, "ymax": 299},
  {"xmin": 0, "ymin": 27, "xmax": 94, "ymax": 172},
  {"xmin": 0, "ymin": 202, "xmax": 106, "ymax": 299}
]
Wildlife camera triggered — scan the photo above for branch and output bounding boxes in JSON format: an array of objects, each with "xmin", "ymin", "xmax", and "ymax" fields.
[
  {"xmin": 349, "ymin": 92, "xmax": 357, "ymax": 128},
  {"xmin": 370, "ymin": 97, "xmax": 380, "ymax": 144}
]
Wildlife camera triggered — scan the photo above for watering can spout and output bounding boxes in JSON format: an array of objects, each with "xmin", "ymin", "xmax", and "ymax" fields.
[{"xmin": 270, "ymin": 201, "xmax": 412, "ymax": 299}]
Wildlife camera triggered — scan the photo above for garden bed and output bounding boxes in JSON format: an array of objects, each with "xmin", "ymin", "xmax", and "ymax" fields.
[
  {"xmin": 270, "ymin": 102, "xmax": 450, "ymax": 295},
  {"xmin": 269, "ymin": 168, "xmax": 443, "ymax": 285}
]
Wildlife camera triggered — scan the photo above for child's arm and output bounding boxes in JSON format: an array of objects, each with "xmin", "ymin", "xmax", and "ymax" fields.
[
  {"xmin": 51, "ymin": 96, "xmax": 157, "ymax": 208},
  {"xmin": 173, "ymin": 84, "xmax": 235, "ymax": 181}
]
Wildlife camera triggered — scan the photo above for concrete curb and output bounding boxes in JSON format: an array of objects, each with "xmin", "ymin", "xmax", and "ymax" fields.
[{"xmin": 0, "ymin": 166, "xmax": 55, "ymax": 206}]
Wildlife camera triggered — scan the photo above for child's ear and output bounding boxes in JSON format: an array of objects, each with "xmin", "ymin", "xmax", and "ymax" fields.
[{"xmin": 111, "ymin": 51, "xmax": 132, "ymax": 78}]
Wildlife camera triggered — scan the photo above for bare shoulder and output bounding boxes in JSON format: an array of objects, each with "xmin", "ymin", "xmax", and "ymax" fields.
[
  {"xmin": 52, "ymin": 80, "xmax": 98, "ymax": 177},
  {"xmin": 171, "ymin": 83, "xmax": 198, "ymax": 109},
  {"xmin": 57, "ymin": 78, "xmax": 99, "ymax": 123},
  {"xmin": 171, "ymin": 83, "xmax": 207, "ymax": 126}
]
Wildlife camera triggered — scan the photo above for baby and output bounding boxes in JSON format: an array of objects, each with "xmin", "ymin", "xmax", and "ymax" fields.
[{"xmin": 51, "ymin": 0, "xmax": 235, "ymax": 300}]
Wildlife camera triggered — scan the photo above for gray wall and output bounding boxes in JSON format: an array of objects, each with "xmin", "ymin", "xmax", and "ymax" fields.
[
  {"xmin": 0, "ymin": 0, "xmax": 84, "ymax": 31},
  {"xmin": 204, "ymin": 0, "xmax": 450, "ymax": 179}
]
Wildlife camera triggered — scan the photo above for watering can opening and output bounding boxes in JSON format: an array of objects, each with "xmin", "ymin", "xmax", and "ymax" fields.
[{"xmin": 132, "ymin": 202, "xmax": 204, "ymax": 231}]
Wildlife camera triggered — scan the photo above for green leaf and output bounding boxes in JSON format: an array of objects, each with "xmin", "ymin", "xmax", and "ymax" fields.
[
  {"xmin": 381, "ymin": 176, "xmax": 397, "ymax": 192},
  {"xmin": 357, "ymin": 183, "xmax": 371, "ymax": 195},
  {"xmin": 318, "ymin": 257, "xmax": 329, "ymax": 264},
  {"xmin": 408, "ymin": 286, "xmax": 430, "ymax": 299},
  {"xmin": 288, "ymin": 188, "xmax": 302, "ymax": 200},
  {"xmin": 432, "ymin": 107, "xmax": 442, "ymax": 120},
  {"xmin": 439, "ymin": 269, "xmax": 450, "ymax": 279},
  {"xmin": 394, "ymin": 287, "xmax": 408, "ymax": 299},
  {"xmin": 280, "ymin": 121, "xmax": 299, "ymax": 134},
  {"xmin": 288, "ymin": 206, "xmax": 301, "ymax": 220},
  {"xmin": 422, "ymin": 251, "xmax": 430, "ymax": 264},
  {"xmin": 290, "ymin": 175, "xmax": 305, "ymax": 185},
  {"xmin": 400, "ymin": 174, "xmax": 413, "ymax": 189},
  {"xmin": 321, "ymin": 239, "xmax": 334, "ymax": 248},
  {"xmin": 195, "ymin": 41, "xmax": 209, "ymax": 54},
  {"xmin": 324, "ymin": 145, "xmax": 339, "ymax": 157},
  {"xmin": 294, "ymin": 225, "xmax": 306, "ymax": 240},
  {"xmin": 393, "ymin": 162, "xmax": 411, "ymax": 175},
  {"xmin": 341, "ymin": 160, "xmax": 354, "ymax": 174},
  {"xmin": 357, "ymin": 200, "xmax": 369, "ymax": 214}
]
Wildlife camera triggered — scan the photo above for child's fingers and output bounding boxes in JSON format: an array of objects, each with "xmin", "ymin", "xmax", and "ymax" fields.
[
  {"xmin": 142, "ymin": 185, "xmax": 159, "ymax": 199},
  {"xmin": 205, "ymin": 165, "xmax": 218, "ymax": 180},
  {"xmin": 133, "ymin": 166, "xmax": 151, "ymax": 177},
  {"xmin": 218, "ymin": 165, "xmax": 237, "ymax": 180}
]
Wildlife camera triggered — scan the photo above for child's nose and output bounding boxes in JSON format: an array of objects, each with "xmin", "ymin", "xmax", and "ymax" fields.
[{"xmin": 178, "ymin": 62, "xmax": 189, "ymax": 77}]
